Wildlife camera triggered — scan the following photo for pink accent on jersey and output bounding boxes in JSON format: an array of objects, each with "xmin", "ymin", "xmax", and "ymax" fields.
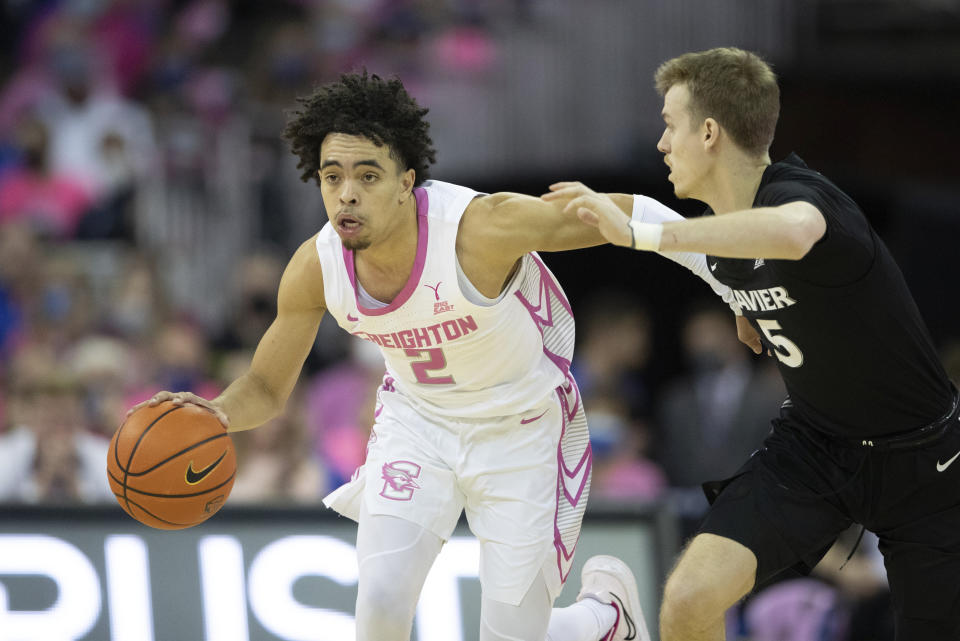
[
  {"xmin": 520, "ymin": 409, "xmax": 549, "ymax": 424},
  {"xmin": 556, "ymin": 375, "xmax": 591, "ymax": 506},
  {"xmin": 406, "ymin": 347, "xmax": 455, "ymax": 385},
  {"xmin": 553, "ymin": 372, "xmax": 592, "ymax": 584},
  {"xmin": 342, "ymin": 187, "xmax": 429, "ymax": 316},
  {"xmin": 515, "ymin": 253, "xmax": 577, "ymax": 380},
  {"xmin": 380, "ymin": 376, "xmax": 396, "ymax": 393},
  {"xmin": 424, "ymin": 281, "xmax": 442, "ymax": 300},
  {"xmin": 379, "ymin": 460, "xmax": 422, "ymax": 501}
]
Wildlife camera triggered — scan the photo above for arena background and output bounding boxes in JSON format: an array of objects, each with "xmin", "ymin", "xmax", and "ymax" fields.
[{"xmin": 0, "ymin": 1, "xmax": 958, "ymax": 640}]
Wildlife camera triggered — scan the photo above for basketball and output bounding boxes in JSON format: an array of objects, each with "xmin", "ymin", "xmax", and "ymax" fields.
[{"xmin": 107, "ymin": 401, "xmax": 236, "ymax": 530}]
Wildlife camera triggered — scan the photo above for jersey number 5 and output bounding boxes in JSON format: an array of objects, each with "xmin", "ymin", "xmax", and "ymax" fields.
[
  {"xmin": 756, "ymin": 319, "xmax": 804, "ymax": 368},
  {"xmin": 405, "ymin": 348, "xmax": 455, "ymax": 384}
]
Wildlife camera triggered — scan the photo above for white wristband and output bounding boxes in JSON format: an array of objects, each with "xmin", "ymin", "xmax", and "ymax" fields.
[{"xmin": 628, "ymin": 220, "xmax": 662, "ymax": 251}]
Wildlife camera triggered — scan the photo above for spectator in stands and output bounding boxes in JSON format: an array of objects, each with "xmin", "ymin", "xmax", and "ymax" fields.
[
  {"xmin": 215, "ymin": 249, "xmax": 284, "ymax": 352},
  {"xmin": 32, "ymin": 17, "xmax": 155, "ymax": 234},
  {"xmin": 66, "ymin": 334, "xmax": 137, "ymax": 439},
  {"xmin": 304, "ymin": 337, "xmax": 384, "ymax": 487},
  {"xmin": 571, "ymin": 291, "xmax": 666, "ymax": 502},
  {"xmin": 586, "ymin": 392, "xmax": 666, "ymax": 502},
  {"xmin": 0, "ymin": 345, "xmax": 112, "ymax": 504},
  {"xmin": 230, "ymin": 390, "xmax": 327, "ymax": 504},
  {"xmin": 572, "ymin": 291, "xmax": 654, "ymax": 420},
  {"xmin": 0, "ymin": 117, "xmax": 93, "ymax": 237},
  {"xmin": 30, "ymin": 251, "xmax": 98, "ymax": 353},
  {"xmin": 656, "ymin": 301, "xmax": 784, "ymax": 488},
  {"xmin": 0, "ymin": 222, "xmax": 44, "ymax": 358},
  {"xmin": 150, "ymin": 317, "xmax": 219, "ymax": 399},
  {"xmin": 106, "ymin": 252, "xmax": 170, "ymax": 341},
  {"xmin": 656, "ymin": 301, "xmax": 784, "ymax": 534}
]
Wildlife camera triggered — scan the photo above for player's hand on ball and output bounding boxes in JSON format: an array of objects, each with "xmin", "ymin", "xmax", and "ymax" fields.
[
  {"xmin": 110, "ymin": 401, "xmax": 236, "ymax": 529},
  {"xmin": 128, "ymin": 391, "xmax": 229, "ymax": 430},
  {"xmin": 542, "ymin": 181, "xmax": 632, "ymax": 247}
]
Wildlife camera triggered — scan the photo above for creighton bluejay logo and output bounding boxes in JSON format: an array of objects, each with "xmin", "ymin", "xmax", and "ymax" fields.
[{"xmin": 380, "ymin": 460, "xmax": 422, "ymax": 501}]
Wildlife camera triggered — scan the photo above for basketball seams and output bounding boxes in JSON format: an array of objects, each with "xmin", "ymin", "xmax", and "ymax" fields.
[
  {"xmin": 109, "ymin": 470, "xmax": 236, "ymax": 499},
  {"xmin": 125, "ymin": 432, "xmax": 230, "ymax": 477},
  {"xmin": 109, "ymin": 402, "xmax": 236, "ymax": 528},
  {"xmin": 119, "ymin": 405, "xmax": 184, "ymax": 515},
  {"xmin": 118, "ymin": 494, "xmax": 191, "ymax": 529}
]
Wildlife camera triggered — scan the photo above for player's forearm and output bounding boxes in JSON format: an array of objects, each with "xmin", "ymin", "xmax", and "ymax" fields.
[
  {"xmin": 655, "ymin": 203, "xmax": 822, "ymax": 260},
  {"xmin": 541, "ymin": 193, "xmax": 634, "ymax": 252},
  {"xmin": 212, "ymin": 371, "xmax": 284, "ymax": 432}
]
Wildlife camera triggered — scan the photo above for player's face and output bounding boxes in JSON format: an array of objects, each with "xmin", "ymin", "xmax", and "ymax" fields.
[
  {"xmin": 318, "ymin": 133, "xmax": 415, "ymax": 251},
  {"xmin": 657, "ymin": 84, "xmax": 709, "ymax": 199}
]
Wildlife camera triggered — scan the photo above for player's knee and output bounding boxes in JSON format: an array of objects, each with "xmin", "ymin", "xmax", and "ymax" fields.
[
  {"xmin": 660, "ymin": 576, "xmax": 710, "ymax": 638},
  {"xmin": 660, "ymin": 533, "xmax": 756, "ymax": 636},
  {"xmin": 356, "ymin": 577, "xmax": 418, "ymax": 633},
  {"xmin": 659, "ymin": 568, "xmax": 739, "ymax": 637}
]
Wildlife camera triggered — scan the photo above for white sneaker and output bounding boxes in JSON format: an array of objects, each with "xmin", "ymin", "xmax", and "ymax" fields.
[{"xmin": 576, "ymin": 555, "xmax": 651, "ymax": 641}]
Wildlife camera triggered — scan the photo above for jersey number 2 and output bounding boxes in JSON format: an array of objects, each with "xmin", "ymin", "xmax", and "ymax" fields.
[
  {"xmin": 405, "ymin": 348, "xmax": 455, "ymax": 384},
  {"xmin": 756, "ymin": 319, "xmax": 804, "ymax": 368}
]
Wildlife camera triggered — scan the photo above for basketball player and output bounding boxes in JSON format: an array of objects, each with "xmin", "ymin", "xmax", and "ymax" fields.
[
  {"xmin": 553, "ymin": 47, "xmax": 960, "ymax": 641},
  {"xmin": 133, "ymin": 72, "xmax": 736, "ymax": 641}
]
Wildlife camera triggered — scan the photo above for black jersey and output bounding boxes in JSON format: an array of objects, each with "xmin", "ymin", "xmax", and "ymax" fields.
[{"xmin": 706, "ymin": 154, "xmax": 951, "ymax": 438}]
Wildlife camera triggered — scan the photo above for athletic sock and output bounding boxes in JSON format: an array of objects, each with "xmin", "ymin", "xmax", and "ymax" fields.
[{"xmin": 546, "ymin": 599, "xmax": 619, "ymax": 641}]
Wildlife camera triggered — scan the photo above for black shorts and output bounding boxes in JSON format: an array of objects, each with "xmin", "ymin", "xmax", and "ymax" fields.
[{"xmin": 699, "ymin": 394, "xmax": 960, "ymax": 640}]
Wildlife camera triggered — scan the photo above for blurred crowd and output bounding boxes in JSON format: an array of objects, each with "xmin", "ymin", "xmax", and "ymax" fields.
[
  {"xmin": 0, "ymin": 0, "xmax": 536, "ymax": 500},
  {"xmin": 1, "ymin": 2, "xmax": 958, "ymax": 640}
]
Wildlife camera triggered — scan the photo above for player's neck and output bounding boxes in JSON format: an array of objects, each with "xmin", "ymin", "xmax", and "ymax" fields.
[
  {"xmin": 354, "ymin": 198, "xmax": 419, "ymax": 290},
  {"xmin": 707, "ymin": 152, "xmax": 769, "ymax": 215}
]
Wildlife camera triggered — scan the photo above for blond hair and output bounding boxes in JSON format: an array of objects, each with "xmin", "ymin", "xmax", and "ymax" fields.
[{"xmin": 655, "ymin": 47, "xmax": 779, "ymax": 156}]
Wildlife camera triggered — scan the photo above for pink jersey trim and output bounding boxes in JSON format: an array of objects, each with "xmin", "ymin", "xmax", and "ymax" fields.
[
  {"xmin": 553, "ymin": 373, "xmax": 591, "ymax": 585},
  {"xmin": 342, "ymin": 187, "xmax": 429, "ymax": 316},
  {"xmin": 514, "ymin": 252, "xmax": 575, "ymax": 377}
]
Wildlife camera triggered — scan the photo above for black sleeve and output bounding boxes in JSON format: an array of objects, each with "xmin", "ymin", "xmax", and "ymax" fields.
[{"xmin": 756, "ymin": 179, "xmax": 875, "ymax": 286}]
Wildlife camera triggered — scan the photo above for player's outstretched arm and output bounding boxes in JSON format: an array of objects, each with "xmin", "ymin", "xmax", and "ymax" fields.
[
  {"xmin": 456, "ymin": 190, "xmax": 634, "ymax": 297},
  {"xmin": 545, "ymin": 182, "xmax": 740, "ymax": 311},
  {"xmin": 557, "ymin": 180, "xmax": 825, "ymax": 260},
  {"xmin": 129, "ymin": 237, "xmax": 327, "ymax": 432},
  {"xmin": 543, "ymin": 182, "xmax": 634, "ymax": 247},
  {"xmin": 466, "ymin": 189, "xmax": 633, "ymax": 257}
]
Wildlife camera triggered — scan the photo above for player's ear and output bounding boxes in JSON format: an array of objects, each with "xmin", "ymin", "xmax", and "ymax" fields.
[
  {"xmin": 400, "ymin": 168, "xmax": 415, "ymax": 202},
  {"xmin": 703, "ymin": 118, "xmax": 720, "ymax": 150}
]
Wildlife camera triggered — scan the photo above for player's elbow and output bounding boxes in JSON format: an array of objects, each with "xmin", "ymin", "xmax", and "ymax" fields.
[
  {"xmin": 247, "ymin": 369, "xmax": 286, "ymax": 416},
  {"xmin": 782, "ymin": 202, "xmax": 826, "ymax": 260}
]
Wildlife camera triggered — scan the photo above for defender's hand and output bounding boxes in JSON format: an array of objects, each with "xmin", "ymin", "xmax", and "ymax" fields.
[
  {"xmin": 127, "ymin": 391, "xmax": 229, "ymax": 429},
  {"xmin": 543, "ymin": 182, "xmax": 632, "ymax": 247},
  {"xmin": 736, "ymin": 316, "xmax": 766, "ymax": 355}
]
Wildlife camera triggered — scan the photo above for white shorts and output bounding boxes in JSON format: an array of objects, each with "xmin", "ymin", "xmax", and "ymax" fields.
[{"xmin": 323, "ymin": 376, "xmax": 591, "ymax": 606}]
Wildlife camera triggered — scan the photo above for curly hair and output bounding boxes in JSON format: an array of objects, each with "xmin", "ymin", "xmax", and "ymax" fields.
[{"xmin": 283, "ymin": 71, "xmax": 437, "ymax": 187}]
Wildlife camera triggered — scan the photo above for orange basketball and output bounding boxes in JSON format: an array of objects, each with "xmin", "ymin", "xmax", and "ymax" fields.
[{"xmin": 107, "ymin": 400, "xmax": 236, "ymax": 530}]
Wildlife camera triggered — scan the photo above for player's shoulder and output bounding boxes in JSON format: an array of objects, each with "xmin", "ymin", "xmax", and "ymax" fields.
[
  {"xmin": 421, "ymin": 179, "xmax": 480, "ymax": 201},
  {"xmin": 759, "ymin": 153, "xmax": 844, "ymax": 201},
  {"xmin": 279, "ymin": 233, "xmax": 326, "ymax": 311},
  {"xmin": 420, "ymin": 179, "xmax": 483, "ymax": 221}
]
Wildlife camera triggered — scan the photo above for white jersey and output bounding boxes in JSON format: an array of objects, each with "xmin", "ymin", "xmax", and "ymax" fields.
[{"xmin": 315, "ymin": 180, "xmax": 574, "ymax": 419}]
